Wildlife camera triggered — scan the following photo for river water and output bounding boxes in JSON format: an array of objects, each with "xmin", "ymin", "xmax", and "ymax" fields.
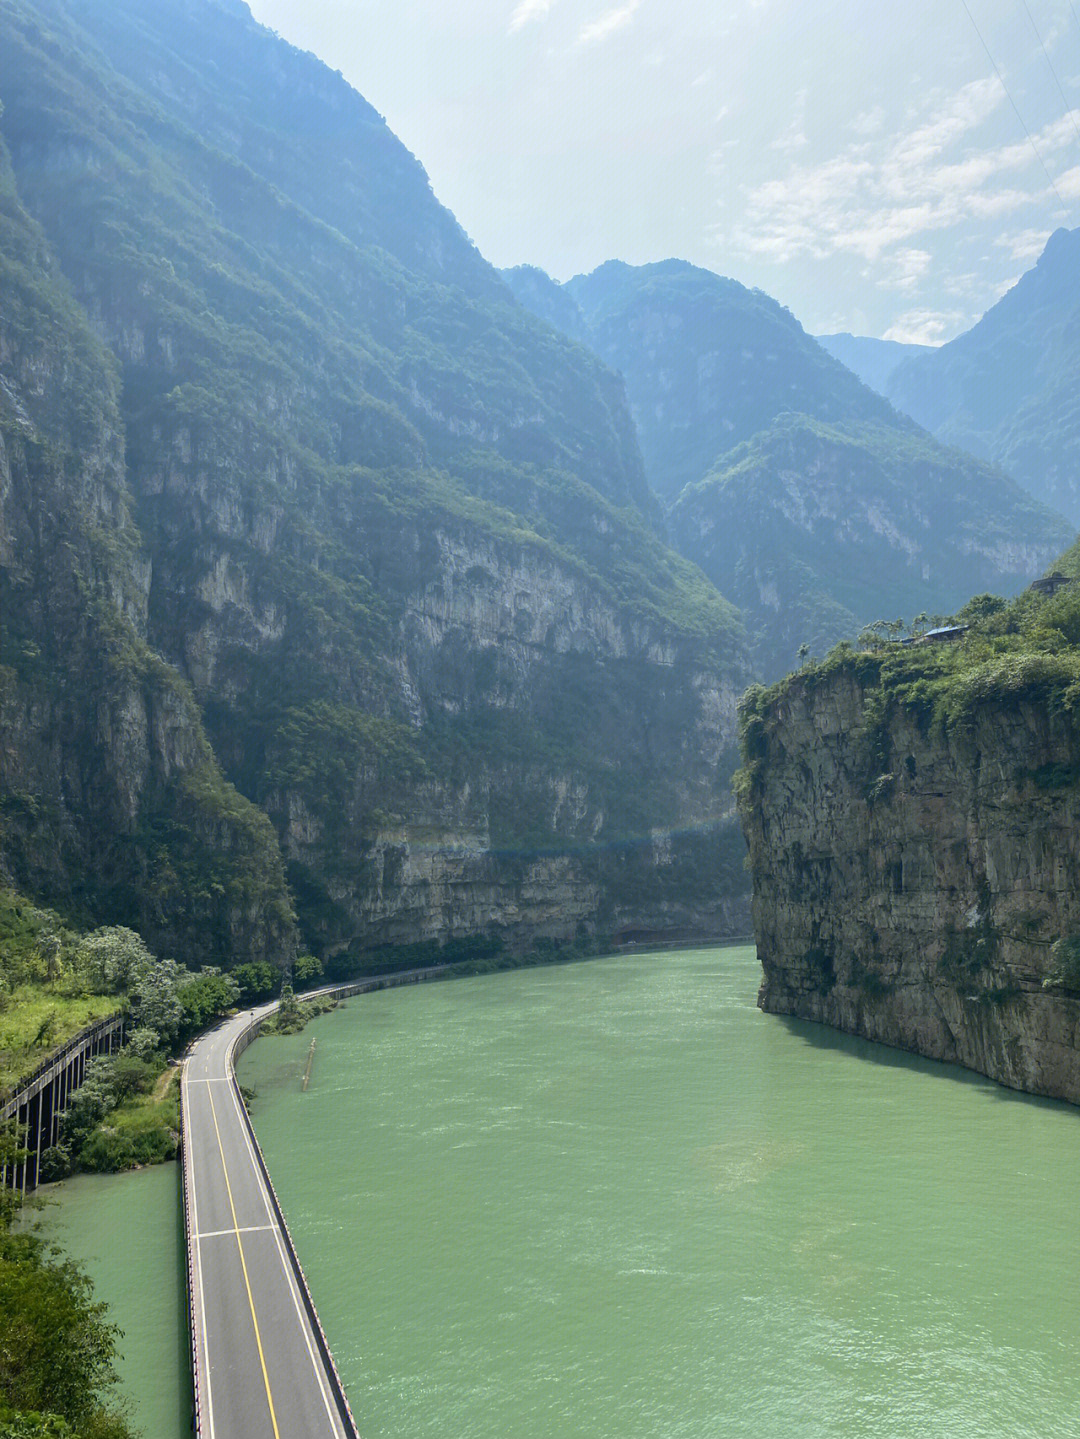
[
  {"xmin": 30, "ymin": 1163, "xmax": 190, "ymax": 1437},
  {"xmin": 34, "ymin": 945, "xmax": 1080, "ymax": 1437},
  {"xmin": 236, "ymin": 945, "xmax": 1080, "ymax": 1439}
]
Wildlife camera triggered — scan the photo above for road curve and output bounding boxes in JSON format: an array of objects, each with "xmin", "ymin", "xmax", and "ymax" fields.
[{"xmin": 181, "ymin": 999, "xmax": 360, "ymax": 1439}]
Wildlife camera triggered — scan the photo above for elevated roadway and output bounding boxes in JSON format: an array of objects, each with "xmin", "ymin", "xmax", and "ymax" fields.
[
  {"xmin": 181, "ymin": 1000, "xmax": 360, "ymax": 1439},
  {"xmin": 181, "ymin": 969, "xmax": 448, "ymax": 1436}
]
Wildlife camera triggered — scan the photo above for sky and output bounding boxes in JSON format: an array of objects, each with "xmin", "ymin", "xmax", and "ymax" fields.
[{"xmin": 244, "ymin": 0, "xmax": 1080, "ymax": 344}]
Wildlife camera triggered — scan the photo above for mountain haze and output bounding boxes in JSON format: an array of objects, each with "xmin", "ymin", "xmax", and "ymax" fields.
[
  {"xmin": 0, "ymin": 0, "xmax": 748, "ymax": 967},
  {"xmin": 506, "ymin": 258, "xmax": 901, "ymax": 504},
  {"xmin": 503, "ymin": 258, "xmax": 1071, "ymax": 677},
  {"xmin": 815, "ymin": 333, "xmax": 932, "ymax": 398},
  {"xmin": 671, "ymin": 415, "xmax": 1070, "ymax": 679},
  {"xmin": 885, "ymin": 228, "xmax": 1080, "ymax": 523}
]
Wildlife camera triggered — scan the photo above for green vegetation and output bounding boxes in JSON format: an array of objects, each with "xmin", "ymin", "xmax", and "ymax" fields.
[
  {"xmin": 555, "ymin": 258, "xmax": 899, "ymax": 503},
  {"xmin": 260, "ymin": 986, "xmax": 338, "ymax": 1037},
  {"xmin": 737, "ymin": 577, "xmax": 1080, "ymax": 795},
  {"xmin": 0, "ymin": 107, "xmax": 296, "ymax": 967},
  {"xmin": 1044, "ymin": 935, "xmax": 1080, "ymax": 992},
  {"xmin": 0, "ymin": 1231, "xmax": 135, "ymax": 1437},
  {"xmin": 0, "ymin": 0, "xmax": 739, "ymax": 970},
  {"xmin": 0, "ymin": 884, "xmax": 251, "ymax": 1175},
  {"xmin": 673, "ymin": 414, "xmax": 1070, "ymax": 681},
  {"xmin": 0, "ymin": 1130, "xmax": 135, "ymax": 1438},
  {"xmin": 0, "ymin": 895, "xmax": 126, "ymax": 1095}
]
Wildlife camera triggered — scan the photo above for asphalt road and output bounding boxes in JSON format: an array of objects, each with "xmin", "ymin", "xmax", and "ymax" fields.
[{"xmin": 182, "ymin": 1004, "xmax": 358, "ymax": 1439}]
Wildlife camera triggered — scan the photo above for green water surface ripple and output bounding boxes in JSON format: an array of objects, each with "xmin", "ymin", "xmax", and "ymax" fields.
[{"xmin": 239, "ymin": 947, "xmax": 1080, "ymax": 1439}]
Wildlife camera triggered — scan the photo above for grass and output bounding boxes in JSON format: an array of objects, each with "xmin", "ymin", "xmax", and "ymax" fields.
[
  {"xmin": 0, "ymin": 988, "xmax": 120, "ymax": 1095},
  {"xmin": 78, "ymin": 1069, "xmax": 181, "ymax": 1173}
]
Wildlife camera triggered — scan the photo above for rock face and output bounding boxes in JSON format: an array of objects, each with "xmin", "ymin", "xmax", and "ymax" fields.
[
  {"xmin": 0, "ymin": 0, "xmax": 747, "ymax": 966},
  {"xmin": 738, "ymin": 666, "xmax": 1080, "ymax": 1103},
  {"xmin": 886, "ymin": 227, "xmax": 1080, "ymax": 524},
  {"xmin": 506, "ymin": 257, "xmax": 899, "ymax": 506},
  {"xmin": 0, "ymin": 134, "xmax": 294, "ymax": 965},
  {"xmin": 671, "ymin": 416, "xmax": 1070, "ymax": 681}
]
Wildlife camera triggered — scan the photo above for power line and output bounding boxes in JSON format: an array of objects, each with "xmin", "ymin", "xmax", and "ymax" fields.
[
  {"xmin": 1020, "ymin": 0, "xmax": 1080, "ymax": 151},
  {"xmin": 958, "ymin": 0, "xmax": 1070, "ymax": 214}
]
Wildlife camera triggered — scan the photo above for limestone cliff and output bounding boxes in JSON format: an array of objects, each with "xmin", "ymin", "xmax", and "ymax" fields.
[
  {"xmin": 0, "ymin": 0, "xmax": 747, "ymax": 966},
  {"xmin": 738, "ymin": 629, "xmax": 1080, "ymax": 1103},
  {"xmin": 0, "ymin": 134, "xmax": 295, "ymax": 964}
]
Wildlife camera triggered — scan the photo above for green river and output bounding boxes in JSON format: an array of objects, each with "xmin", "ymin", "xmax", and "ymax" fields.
[{"xmin": 40, "ymin": 946, "xmax": 1080, "ymax": 1436}]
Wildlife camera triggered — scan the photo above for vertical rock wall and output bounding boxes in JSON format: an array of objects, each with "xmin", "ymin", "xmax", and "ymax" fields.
[{"xmin": 739, "ymin": 668, "xmax": 1080, "ymax": 1102}]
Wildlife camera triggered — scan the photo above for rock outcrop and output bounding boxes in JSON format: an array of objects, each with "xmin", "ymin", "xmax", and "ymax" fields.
[
  {"xmin": 0, "ymin": 0, "xmax": 747, "ymax": 967},
  {"xmin": 738, "ymin": 659, "xmax": 1080, "ymax": 1103}
]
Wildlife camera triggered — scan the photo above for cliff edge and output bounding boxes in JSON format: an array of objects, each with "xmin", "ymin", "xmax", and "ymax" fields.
[{"xmin": 737, "ymin": 592, "xmax": 1080, "ymax": 1103}]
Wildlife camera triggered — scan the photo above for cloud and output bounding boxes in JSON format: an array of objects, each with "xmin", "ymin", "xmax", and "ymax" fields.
[
  {"xmin": 771, "ymin": 87, "xmax": 808, "ymax": 153},
  {"xmin": 577, "ymin": 0, "xmax": 641, "ymax": 45},
  {"xmin": 1057, "ymin": 163, "xmax": 1080, "ymax": 200},
  {"xmin": 993, "ymin": 227, "xmax": 1053, "ymax": 262},
  {"xmin": 509, "ymin": 0, "xmax": 555, "ymax": 33},
  {"xmin": 883, "ymin": 309, "xmax": 968, "ymax": 345},
  {"xmin": 722, "ymin": 80, "xmax": 1077, "ymax": 268},
  {"xmin": 850, "ymin": 106, "xmax": 885, "ymax": 137},
  {"xmin": 875, "ymin": 247, "xmax": 933, "ymax": 292}
]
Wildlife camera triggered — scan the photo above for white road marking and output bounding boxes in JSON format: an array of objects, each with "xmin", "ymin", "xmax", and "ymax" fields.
[
  {"xmin": 183, "ymin": 1063, "xmax": 217, "ymax": 1439},
  {"xmin": 225, "ymin": 1041, "xmax": 348, "ymax": 1438},
  {"xmin": 196, "ymin": 1224, "xmax": 278, "ymax": 1239}
]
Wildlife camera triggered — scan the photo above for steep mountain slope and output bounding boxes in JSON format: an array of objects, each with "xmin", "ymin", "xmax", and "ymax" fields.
[
  {"xmin": 815, "ymin": 333, "xmax": 932, "ymax": 398},
  {"xmin": 0, "ymin": 132, "xmax": 294, "ymax": 965},
  {"xmin": 886, "ymin": 228, "xmax": 1080, "ymax": 522},
  {"xmin": 565, "ymin": 259, "xmax": 900, "ymax": 504},
  {"xmin": 503, "ymin": 257, "xmax": 1070, "ymax": 679},
  {"xmin": 670, "ymin": 416, "xmax": 1071, "ymax": 680},
  {"xmin": 500, "ymin": 265, "xmax": 592, "ymax": 348},
  {"xmin": 0, "ymin": 0, "xmax": 747, "ymax": 965}
]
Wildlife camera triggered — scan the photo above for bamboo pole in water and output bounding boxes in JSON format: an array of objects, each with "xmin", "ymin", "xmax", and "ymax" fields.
[{"xmin": 302, "ymin": 1038, "xmax": 316, "ymax": 1092}]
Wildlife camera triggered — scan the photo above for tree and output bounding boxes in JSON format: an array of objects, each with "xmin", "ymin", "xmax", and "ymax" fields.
[
  {"xmin": 293, "ymin": 954, "xmax": 323, "ymax": 989},
  {"xmin": 277, "ymin": 979, "xmax": 300, "ymax": 1029},
  {"xmin": 233, "ymin": 962, "xmax": 277, "ymax": 1002},
  {"xmin": 121, "ymin": 1027, "xmax": 160, "ymax": 1062},
  {"xmin": 109, "ymin": 1055, "xmax": 155, "ymax": 1104},
  {"xmin": 60, "ymin": 1061, "xmax": 116, "ymax": 1150},
  {"xmin": 74, "ymin": 929, "xmax": 153, "ymax": 996},
  {"xmin": 177, "ymin": 971, "xmax": 240, "ymax": 1032},
  {"xmin": 0, "ymin": 1229, "xmax": 134, "ymax": 1437},
  {"xmin": 130, "ymin": 959, "xmax": 183, "ymax": 1045}
]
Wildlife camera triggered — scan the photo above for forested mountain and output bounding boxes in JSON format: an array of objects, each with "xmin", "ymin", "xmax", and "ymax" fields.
[
  {"xmin": 885, "ymin": 228, "xmax": 1080, "ymax": 523},
  {"xmin": 505, "ymin": 258, "xmax": 900, "ymax": 504},
  {"xmin": 815, "ymin": 333, "xmax": 932, "ymax": 398},
  {"xmin": 0, "ymin": 0, "xmax": 748, "ymax": 969},
  {"xmin": 670, "ymin": 416, "xmax": 1070, "ymax": 679},
  {"xmin": 503, "ymin": 258, "xmax": 1071, "ymax": 678}
]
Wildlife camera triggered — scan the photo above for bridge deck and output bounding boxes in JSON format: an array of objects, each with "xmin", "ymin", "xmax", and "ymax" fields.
[{"xmin": 182, "ymin": 1006, "xmax": 358, "ymax": 1439}]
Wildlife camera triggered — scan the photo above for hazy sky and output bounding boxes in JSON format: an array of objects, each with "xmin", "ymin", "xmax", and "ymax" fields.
[{"xmin": 245, "ymin": 0, "xmax": 1080, "ymax": 343}]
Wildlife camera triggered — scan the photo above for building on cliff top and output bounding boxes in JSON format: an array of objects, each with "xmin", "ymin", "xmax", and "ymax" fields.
[{"xmin": 1029, "ymin": 572, "xmax": 1074, "ymax": 597}]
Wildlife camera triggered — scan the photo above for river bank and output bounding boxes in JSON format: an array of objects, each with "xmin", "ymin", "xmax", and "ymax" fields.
[{"xmin": 29, "ymin": 943, "xmax": 1080, "ymax": 1438}]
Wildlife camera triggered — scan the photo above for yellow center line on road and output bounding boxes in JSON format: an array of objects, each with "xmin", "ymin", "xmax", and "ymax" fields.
[{"xmin": 206, "ymin": 1080, "xmax": 283, "ymax": 1439}]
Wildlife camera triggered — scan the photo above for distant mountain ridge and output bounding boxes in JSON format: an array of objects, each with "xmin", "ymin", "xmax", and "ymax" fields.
[
  {"xmin": 670, "ymin": 415, "xmax": 1070, "ymax": 679},
  {"xmin": 502, "ymin": 257, "xmax": 1071, "ymax": 678},
  {"xmin": 815, "ymin": 333, "xmax": 933, "ymax": 398},
  {"xmin": 505, "ymin": 258, "xmax": 902, "ymax": 504},
  {"xmin": 883, "ymin": 228, "xmax": 1080, "ymax": 523}
]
